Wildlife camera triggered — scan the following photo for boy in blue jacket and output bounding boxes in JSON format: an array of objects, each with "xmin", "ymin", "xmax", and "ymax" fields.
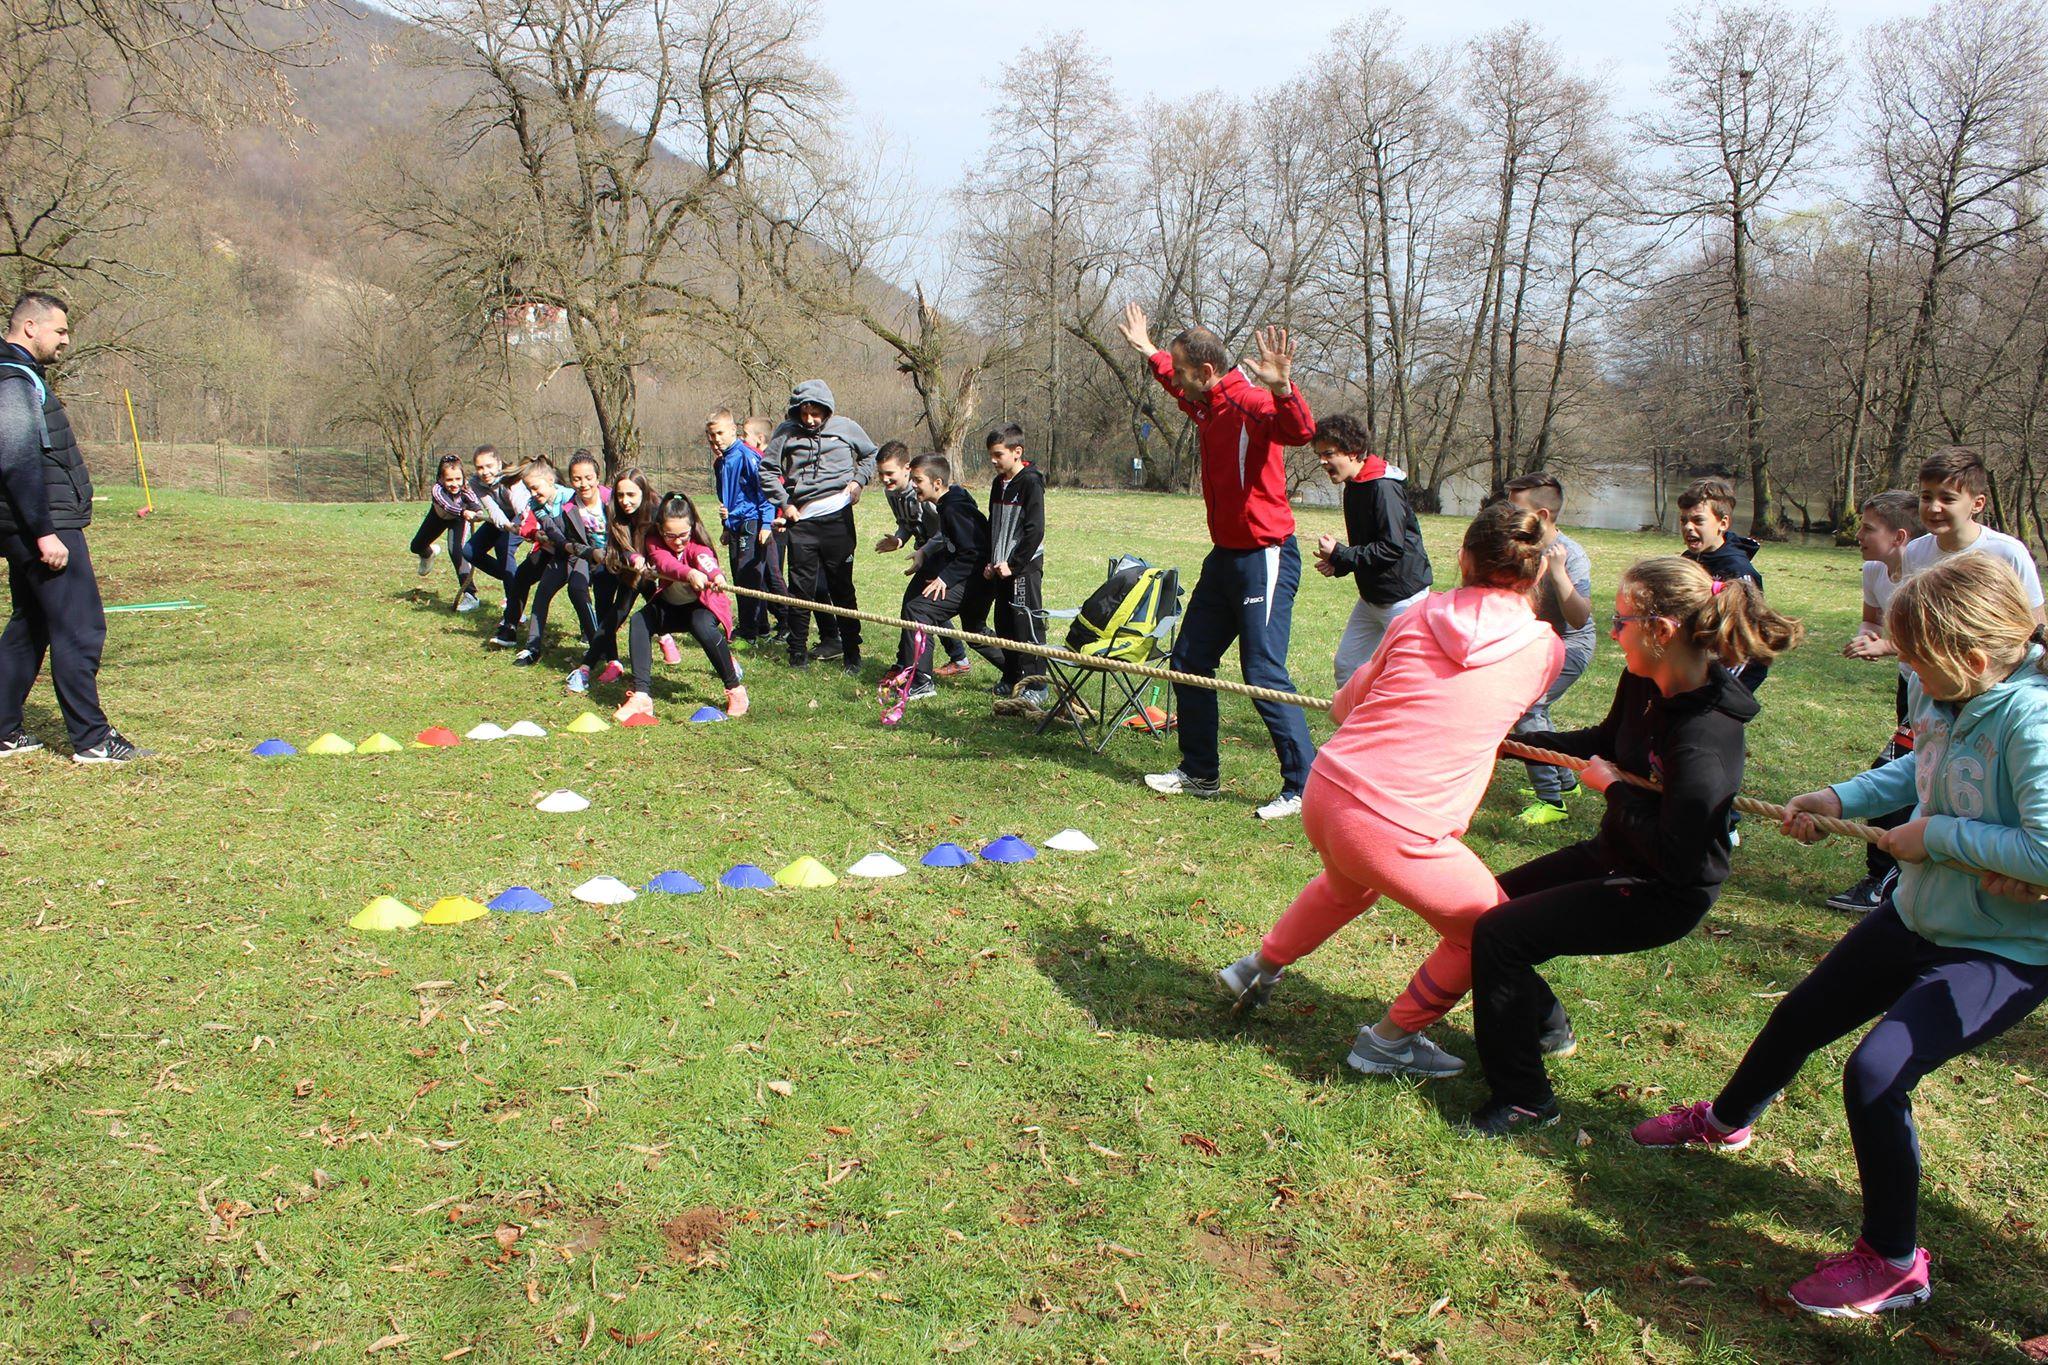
[{"xmin": 707, "ymin": 408, "xmax": 784, "ymax": 644}]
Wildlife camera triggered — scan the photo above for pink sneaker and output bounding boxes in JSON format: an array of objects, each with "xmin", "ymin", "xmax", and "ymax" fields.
[
  {"xmin": 595, "ymin": 660, "xmax": 624, "ymax": 685},
  {"xmin": 659, "ymin": 634, "xmax": 682, "ymax": 666},
  {"xmin": 724, "ymin": 685, "xmax": 749, "ymax": 718},
  {"xmin": 1630, "ymin": 1100, "xmax": 1752, "ymax": 1152},
  {"xmin": 1788, "ymin": 1240, "xmax": 1931, "ymax": 1317},
  {"xmin": 613, "ymin": 692, "xmax": 655, "ymax": 725}
]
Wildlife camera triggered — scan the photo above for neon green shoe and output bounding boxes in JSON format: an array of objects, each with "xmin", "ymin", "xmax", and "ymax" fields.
[{"xmin": 1517, "ymin": 798, "xmax": 1569, "ymax": 826}]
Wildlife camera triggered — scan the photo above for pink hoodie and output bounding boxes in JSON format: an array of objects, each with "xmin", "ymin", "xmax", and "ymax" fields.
[{"xmin": 1314, "ymin": 586, "xmax": 1564, "ymax": 841}]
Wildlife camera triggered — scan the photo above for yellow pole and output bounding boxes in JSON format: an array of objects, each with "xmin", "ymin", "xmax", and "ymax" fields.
[{"xmin": 123, "ymin": 388, "xmax": 153, "ymax": 516}]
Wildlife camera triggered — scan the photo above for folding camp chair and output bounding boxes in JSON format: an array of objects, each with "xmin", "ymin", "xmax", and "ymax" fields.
[{"xmin": 1035, "ymin": 557, "xmax": 1182, "ymax": 753}]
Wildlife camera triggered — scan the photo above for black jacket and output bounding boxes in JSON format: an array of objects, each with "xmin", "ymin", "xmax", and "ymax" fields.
[
  {"xmin": 1329, "ymin": 472, "xmax": 1430, "ymax": 605},
  {"xmin": 1684, "ymin": 536, "xmax": 1762, "ymax": 590},
  {"xmin": 988, "ymin": 464, "xmax": 1045, "ymax": 573},
  {"xmin": 1522, "ymin": 664, "xmax": 1759, "ymax": 893},
  {"xmin": 888, "ymin": 484, "xmax": 943, "ymax": 549},
  {"xmin": 923, "ymin": 486, "xmax": 990, "ymax": 591},
  {"xmin": 0, "ymin": 344, "xmax": 91, "ymax": 538}
]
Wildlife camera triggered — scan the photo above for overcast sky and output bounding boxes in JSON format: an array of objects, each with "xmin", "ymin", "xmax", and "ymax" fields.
[{"xmin": 812, "ymin": 0, "xmax": 1932, "ymax": 260}]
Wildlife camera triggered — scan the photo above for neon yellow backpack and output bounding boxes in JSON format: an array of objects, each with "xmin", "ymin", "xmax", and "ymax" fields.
[{"xmin": 1066, "ymin": 556, "xmax": 1181, "ymax": 663}]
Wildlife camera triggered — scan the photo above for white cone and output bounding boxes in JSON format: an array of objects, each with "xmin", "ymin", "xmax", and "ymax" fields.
[
  {"xmin": 506, "ymin": 720, "xmax": 548, "ymax": 738},
  {"xmin": 1045, "ymin": 828, "xmax": 1098, "ymax": 853},
  {"xmin": 846, "ymin": 853, "xmax": 907, "ymax": 879},
  {"xmin": 572, "ymin": 875, "xmax": 636, "ymax": 905},
  {"xmin": 535, "ymin": 789, "xmax": 590, "ymax": 813},
  {"xmin": 466, "ymin": 722, "xmax": 508, "ymax": 741}
]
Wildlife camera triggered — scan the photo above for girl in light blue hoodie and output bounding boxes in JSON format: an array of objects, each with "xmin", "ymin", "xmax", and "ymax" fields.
[{"xmin": 1632, "ymin": 553, "xmax": 2048, "ymax": 1319}]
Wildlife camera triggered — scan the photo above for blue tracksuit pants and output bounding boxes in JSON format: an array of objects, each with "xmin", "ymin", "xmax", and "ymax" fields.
[{"xmin": 1170, "ymin": 538, "xmax": 1316, "ymax": 796}]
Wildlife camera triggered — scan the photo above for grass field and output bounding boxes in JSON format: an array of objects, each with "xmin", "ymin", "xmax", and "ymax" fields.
[{"xmin": 1, "ymin": 484, "xmax": 2044, "ymax": 1363}]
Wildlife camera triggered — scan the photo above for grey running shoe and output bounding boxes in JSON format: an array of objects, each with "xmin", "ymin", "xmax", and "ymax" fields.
[
  {"xmin": 904, "ymin": 679, "xmax": 938, "ymax": 701},
  {"xmin": 1144, "ymin": 768, "xmax": 1220, "ymax": 798},
  {"xmin": 0, "ymin": 731, "xmax": 44, "ymax": 758},
  {"xmin": 1346, "ymin": 1025, "xmax": 1466, "ymax": 1078},
  {"xmin": 1217, "ymin": 952, "xmax": 1284, "ymax": 1013},
  {"xmin": 456, "ymin": 591, "xmax": 481, "ymax": 613}
]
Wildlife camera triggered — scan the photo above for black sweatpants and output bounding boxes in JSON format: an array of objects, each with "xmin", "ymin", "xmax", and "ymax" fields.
[
  {"xmin": 0, "ymin": 529, "xmax": 108, "ymax": 751},
  {"xmin": 896, "ymin": 575, "xmax": 1006, "ymax": 685},
  {"xmin": 993, "ymin": 561, "xmax": 1046, "ymax": 688},
  {"xmin": 499, "ymin": 552, "xmax": 545, "ymax": 631},
  {"xmin": 630, "ymin": 597, "xmax": 739, "ymax": 691},
  {"xmin": 784, "ymin": 509, "xmax": 858, "ymax": 661},
  {"xmin": 1708, "ymin": 900, "xmax": 2048, "ymax": 1258},
  {"xmin": 525, "ymin": 557, "xmax": 598, "ymax": 654},
  {"xmin": 1471, "ymin": 841, "xmax": 1715, "ymax": 1107}
]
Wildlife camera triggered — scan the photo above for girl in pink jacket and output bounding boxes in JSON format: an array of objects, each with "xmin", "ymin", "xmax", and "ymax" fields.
[
  {"xmin": 1218, "ymin": 501, "xmax": 1563, "ymax": 1078},
  {"xmin": 613, "ymin": 492, "xmax": 748, "ymax": 722}
]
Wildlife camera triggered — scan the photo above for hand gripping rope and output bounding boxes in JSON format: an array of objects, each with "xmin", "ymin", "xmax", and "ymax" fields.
[{"xmin": 723, "ymin": 582, "xmax": 1890, "ymax": 847}]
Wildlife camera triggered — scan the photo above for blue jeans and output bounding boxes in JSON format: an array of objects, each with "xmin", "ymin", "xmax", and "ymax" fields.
[
  {"xmin": 1515, "ymin": 635, "xmax": 1595, "ymax": 802},
  {"xmin": 1171, "ymin": 539, "xmax": 1316, "ymax": 797}
]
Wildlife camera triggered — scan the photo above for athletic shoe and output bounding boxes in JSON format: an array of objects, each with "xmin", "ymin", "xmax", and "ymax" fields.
[
  {"xmin": 1538, "ymin": 1012, "xmax": 1578, "ymax": 1058},
  {"xmin": 1788, "ymin": 1241, "xmax": 1931, "ymax": 1317},
  {"xmin": 1144, "ymin": 768, "xmax": 1221, "ymax": 798},
  {"xmin": 1825, "ymin": 867, "xmax": 1897, "ymax": 914},
  {"xmin": 566, "ymin": 666, "xmax": 590, "ymax": 694},
  {"xmin": 814, "ymin": 637, "xmax": 844, "ymax": 661},
  {"xmin": 614, "ymin": 692, "xmax": 655, "ymax": 725},
  {"xmin": 1253, "ymin": 793, "xmax": 1304, "ymax": 822},
  {"xmin": 486, "ymin": 627, "xmax": 520, "ymax": 649},
  {"xmin": 511, "ymin": 649, "xmax": 539, "ymax": 667},
  {"xmin": 787, "ymin": 651, "xmax": 812, "ymax": 670},
  {"xmin": 416, "ymin": 544, "xmax": 440, "ymax": 576},
  {"xmin": 1346, "ymin": 1025, "xmax": 1466, "ymax": 1078},
  {"xmin": 1014, "ymin": 684, "xmax": 1052, "ymax": 717},
  {"xmin": 841, "ymin": 653, "xmax": 863, "ymax": 677},
  {"xmin": 1630, "ymin": 1100, "xmax": 1753, "ymax": 1152},
  {"xmin": 1728, "ymin": 827, "xmax": 1741, "ymax": 848},
  {"xmin": 72, "ymin": 731, "xmax": 154, "ymax": 765},
  {"xmin": 1216, "ymin": 952, "xmax": 1283, "ymax": 1013},
  {"xmin": 935, "ymin": 660, "xmax": 972, "ymax": 678},
  {"xmin": 1464, "ymin": 1096, "xmax": 1562, "ymax": 1138},
  {"xmin": 455, "ymin": 591, "xmax": 481, "ymax": 613},
  {"xmin": 659, "ymin": 634, "xmax": 682, "ymax": 666},
  {"xmin": 1518, "ymin": 798, "xmax": 1569, "ymax": 826},
  {"xmin": 724, "ymin": 685, "xmax": 749, "ymax": 718},
  {"xmin": 0, "ymin": 731, "xmax": 44, "ymax": 758},
  {"xmin": 903, "ymin": 679, "xmax": 938, "ymax": 701},
  {"xmin": 991, "ymin": 680, "xmax": 1014, "ymax": 700},
  {"xmin": 595, "ymin": 660, "xmax": 624, "ymax": 686}
]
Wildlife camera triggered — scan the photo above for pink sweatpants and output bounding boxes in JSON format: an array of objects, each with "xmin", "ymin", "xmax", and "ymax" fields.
[{"xmin": 1261, "ymin": 770, "xmax": 1506, "ymax": 1034}]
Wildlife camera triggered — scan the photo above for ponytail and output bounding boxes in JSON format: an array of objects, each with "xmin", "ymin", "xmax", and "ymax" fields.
[
  {"xmin": 1461, "ymin": 500, "xmax": 1549, "ymax": 590},
  {"xmin": 1622, "ymin": 556, "xmax": 1804, "ymax": 668}
]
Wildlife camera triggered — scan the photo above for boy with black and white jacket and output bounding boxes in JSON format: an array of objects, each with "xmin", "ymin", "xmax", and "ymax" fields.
[{"xmin": 984, "ymin": 423, "xmax": 1049, "ymax": 711}]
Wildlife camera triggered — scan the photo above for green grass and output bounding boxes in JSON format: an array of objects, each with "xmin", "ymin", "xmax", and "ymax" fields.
[{"xmin": 0, "ymin": 485, "xmax": 2043, "ymax": 1362}]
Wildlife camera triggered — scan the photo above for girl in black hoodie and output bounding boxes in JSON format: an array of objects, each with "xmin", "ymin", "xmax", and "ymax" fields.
[{"xmin": 1465, "ymin": 556, "xmax": 1803, "ymax": 1136}]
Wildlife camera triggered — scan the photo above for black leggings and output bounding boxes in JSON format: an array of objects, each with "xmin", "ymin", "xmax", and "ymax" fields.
[
  {"xmin": 525, "ymin": 557, "xmax": 598, "ymax": 653},
  {"xmin": 631, "ymin": 598, "xmax": 739, "ymax": 691},
  {"xmin": 500, "ymin": 552, "xmax": 544, "ymax": 629},
  {"xmin": 1470, "ymin": 841, "xmax": 1715, "ymax": 1107},
  {"xmin": 582, "ymin": 570, "xmax": 628, "ymax": 667},
  {"xmin": 410, "ymin": 509, "xmax": 473, "ymax": 588},
  {"xmin": 1709, "ymin": 900, "xmax": 2048, "ymax": 1257}
]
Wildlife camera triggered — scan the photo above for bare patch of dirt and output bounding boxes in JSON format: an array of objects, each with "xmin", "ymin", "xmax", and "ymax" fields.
[
  {"xmin": 1189, "ymin": 1223, "xmax": 1299, "ymax": 1315},
  {"xmin": 662, "ymin": 1207, "xmax": 728, "ymax": 1269}
]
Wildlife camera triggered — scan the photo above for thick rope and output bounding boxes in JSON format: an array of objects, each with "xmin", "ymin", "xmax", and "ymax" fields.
[{"xmin": 726, "ymin": 581, "xmax": 1891, "ymax": 848}]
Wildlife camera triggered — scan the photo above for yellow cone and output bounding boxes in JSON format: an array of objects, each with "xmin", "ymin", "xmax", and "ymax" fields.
[
  {"xmin": 421, "ymin": 895, "xmax": 488, "ymax": 925},
  {"xmin": 356, "ymin": 732, "xmax": 404, "ymax": 754},
  {"xmin": 349, "ymin": 896, "xmax": 420, "ymax": 931},
  {"xmin": 566, "ymin": 712, "xmax": 608, "ymax": 734},
  {"xmin": 774, "ymin": 856, "xmax": 838, "ymax": 889},
  {"xmin": 305, "ymin": 733, "xmax": 356, "ymax": 755}
]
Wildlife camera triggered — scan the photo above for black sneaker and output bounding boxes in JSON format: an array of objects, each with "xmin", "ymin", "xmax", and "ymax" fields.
[
  {"xmin": 72, "ymin": 732, "xmax": 154, "ymax": 765},
  {"xmin": 1538, "ymin": 1017, "xmax": 1578, "ymax": 1059},
  {"xmin": 1825, "ymin": 868, "xmax": 1897, "ymax": 914},
  {"xmin": 788, "ymin": 650, "xmax": 811, "ymax": 670},
  {"xmin": 486, "ymin": 628, "xmax": 520, "ymax": 649},
  {"xmin": 1464, "ymin": 1096, "xmax": 1561, "ymax": 1139},
  {"xmin": 840, "ymin": 653, "xmax": 862, "ymax": 676},
  {"xmin": 904, "ymin": 679, "xmax": 938, "ymax": 701},
  {"xmin": 511, "ymin": 649, "xmax": 539, "ymax": 667},
  {"xmin": 813, "ymin": 638, "xmax": 844, "ymax": 661},
  {"xmin": 0, "ymin": 731, "xmax": 44, "ymax": 758}
]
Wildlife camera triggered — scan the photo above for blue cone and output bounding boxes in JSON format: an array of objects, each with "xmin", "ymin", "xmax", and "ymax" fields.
[
  {"xmin": 720, "ymin": 863, "xmax": 775, "ymax": 890},
  {"xmin": 488, "ymin": 885, "xmax": 553, "ymax": 913},
  {"xmin": 980, "ymin": 834, "xmax": 1037, "ymax": 863},
  {"xmin": 921, "ymin": 842, "xmax": 974, "ymax": 868},
  {"xmin": 251, "ymin": 739, "xmax": 298, "ymax": 758},
  {"xmin": 646, "ymin": 870, "xmax": 704, "ymax": 894},
  {"xmin": 689, "ymin": 706, "xmax": 727, "ymax": 723}
]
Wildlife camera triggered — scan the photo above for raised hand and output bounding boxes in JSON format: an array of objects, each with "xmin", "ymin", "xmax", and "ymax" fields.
[
  {"xmin": 1242, "ymin": 325, "xmax": 1296, "ymax": 392},
  {"xmin": 1118, "ymin": 301, "xmax": 1155, "ymax": 357}
]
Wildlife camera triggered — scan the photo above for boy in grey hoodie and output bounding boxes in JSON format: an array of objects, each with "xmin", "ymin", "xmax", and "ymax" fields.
[{"xmin": 761, "ymin": 379, "xmax": 878, "ymax": 672}]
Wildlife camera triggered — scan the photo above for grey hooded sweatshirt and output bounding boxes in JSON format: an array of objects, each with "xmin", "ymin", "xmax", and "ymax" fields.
[{"xmin": 761, "ymin": 380, "xmax": 878, "ymax": 515}]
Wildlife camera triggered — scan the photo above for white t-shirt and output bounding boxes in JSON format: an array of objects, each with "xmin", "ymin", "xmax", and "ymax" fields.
[
  {"xmin": 1862, "ymin": 558, "xmax": 1904, "ymax": 622},
  {"xmin": 1901, "ymin": 527, "xmax": 2044, "ymax": 606}
]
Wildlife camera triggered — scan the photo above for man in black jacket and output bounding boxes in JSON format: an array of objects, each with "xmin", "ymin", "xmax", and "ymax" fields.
[{"xmin": 0, "ymin": 293, "xmax": 149, "ymax": 763}]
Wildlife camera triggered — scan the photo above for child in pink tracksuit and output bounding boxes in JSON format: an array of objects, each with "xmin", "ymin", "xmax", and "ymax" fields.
[
  {"xmin": 1218, "ymin": 501, "xmax": 1563, "ymax": 1078},
  {"xmin": 613, "ymin": 492, "xmax": 747, "ymax": 723}
]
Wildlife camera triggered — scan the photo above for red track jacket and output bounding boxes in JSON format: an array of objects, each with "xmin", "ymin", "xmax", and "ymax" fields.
[{"xmin": 1146, "ymin": 352, "xmax": 1315, "ymax": 550}]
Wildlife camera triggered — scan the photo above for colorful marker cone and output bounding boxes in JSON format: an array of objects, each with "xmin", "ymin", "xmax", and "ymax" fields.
[
  {"xmin": 566, "ymin": 712, "xmax": 608, "ymax": 734},
  {"xmin": 349, "ymin": 896, "xmax": 420, "ymax": 931},
  {"xmin": 251, "ymin": 739, "xmax": 297, "ymax": 758},
  {"xmin": 572, "ymin": 876, "xmax": 636, "ymax": 905},
  {"xmin": 535, "ymin": 790, "xmax": 590, "ymax": 814},
  {"xmin": 846, "ymin": 853, "xmax": 907, "ymax": 879},
  {"xmin": 421, "ymin": 895, "xmax": 489, "ymax": 925},
  {"xmin": 305, "ymin": 733, "xmax": 355, "ymax": 756},
  {"xmin": 688, "ymin": 706, "xmax": 726, "ymax": 723},
  {"xmin": 506, "ymin": 720, "xmax": 548, "ymax": 738},
  {"xmin": 414, "ymin": 726, "xmax": 462, "ymax": 748},
  {"xmin": 719, "ymin": 863, "xmax": 775, "ymax": 890},
  {"xmin": 356, "ymin": 732, "xmax": 404, "ymax": 755},
  {"xmin": 487, "ymin": 886, "xmax": 552, "ymax": 913},
  {"xmin": 645, "ymin": 870, "xmax": 704, "ymax": 894},
  {"xmin": 921, "ymin": 842, "xmax": 974, "ymax": 868},
  {"xmin": 980, "ymin": 834, "xmax": 1037, "ymax": 863},
  {"xmin": 1045, "ymin": 829, "xmax": 1098, "ymax": 853},
  {"xmin": 774, "ymin": 856, "xmax": 837, "ymax": 889},
  {"xmin": 466, "ymin": 722, "xmax": 508, "ymax": 741},
  {"xmin": 620, "ymin": 712, "xmax": 659, "ymax": 728}
]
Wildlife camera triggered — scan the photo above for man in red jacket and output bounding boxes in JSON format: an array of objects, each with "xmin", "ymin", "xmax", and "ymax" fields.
[{"xmin": 1119, "ymin": 302, "xmax": 1317, "ymax": 820}]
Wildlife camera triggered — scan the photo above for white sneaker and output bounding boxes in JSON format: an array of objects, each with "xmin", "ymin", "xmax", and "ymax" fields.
[
  {"xmin": 1143, "ymin": 768, "xmax": 1220, "ymax": 798},
  {"xmin": 1346, "ymin": 1025, "xmax": 1466, "ymax": 1078},
  {"xmin": 1217, "ymin": 952, "xmax": 1283, "ymax": 1013},
  {"xmin": 1253, "ymin": 793, "xmax": 1304, "ymax": 821},
  {"xmin": 456, "ymin": 591, "xmax": 481, "ymax": 613},
  {"xmin": 416, "ymin": 543, "xmax": 441, "ymax": 576}
]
